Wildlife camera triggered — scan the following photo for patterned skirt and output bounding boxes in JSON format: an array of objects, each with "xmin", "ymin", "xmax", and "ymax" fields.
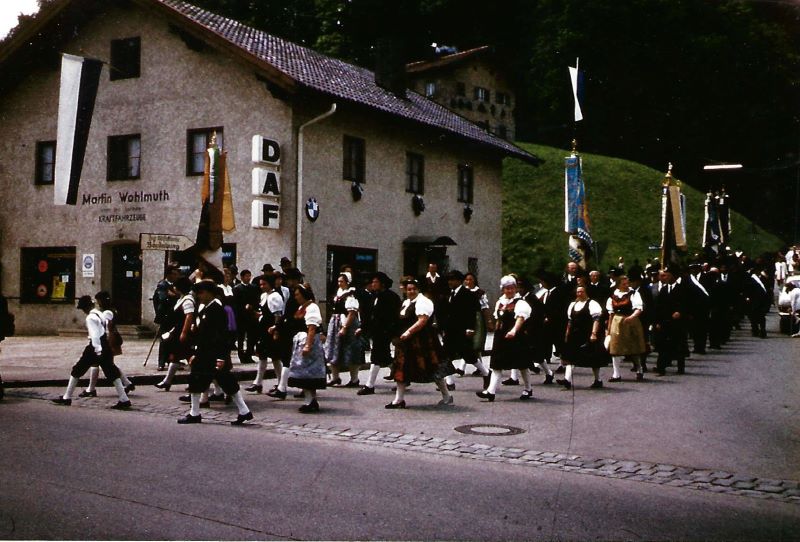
[
  {"xmin": 392, "ymin": 327, "xmax": 453, "ymax": 384},
  {"xmin": 324, "ymin": 315, "xmax": 365, "ymax": 368},
  {"xmin": 287, "ymin": 332, "xmax": 327, "ymax": 390}
]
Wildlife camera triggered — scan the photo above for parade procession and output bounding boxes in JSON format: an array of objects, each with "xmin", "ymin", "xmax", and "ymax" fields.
[{"xmin": 0, "ymin": 1, "xmax": 798, "ymax": 540}]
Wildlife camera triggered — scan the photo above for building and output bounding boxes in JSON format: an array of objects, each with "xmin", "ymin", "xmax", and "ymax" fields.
[
  {"xmin": 406, "ymin": 46, "xmax": 516, "ymax": 141},
  {"xmin": 0, "ymin": 0, "xmax": 537, "ymax": 334}
]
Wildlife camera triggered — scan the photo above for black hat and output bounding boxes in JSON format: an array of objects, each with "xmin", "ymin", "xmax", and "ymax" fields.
[
  {"xmin": 280, "ymin": 257, "xmax": 292, "ymax": 265},
  {"xmin": 261, "ymin": 263, "xmax": 275, "ymax": 272},
  {"xmin": 371, "ymin": 271, "xmax": 393, "ymax": 288},
  {"xmin": 191, "ymin": 280, "xmax": 218, "ymax": 294},
  {"xmin": 445, "ymin": 270, "xmax": 465, "ymax": 281},
  {"xmin": 76, "ymin": 295, "xmax": 94, "ymax": 310}
]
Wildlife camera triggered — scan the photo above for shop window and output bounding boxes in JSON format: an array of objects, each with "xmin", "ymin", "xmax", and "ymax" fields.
[
  {"xmin": 343, "ymin": 135, "xmax": 365, "ymax": 183},
  {"xmin": 35, "ymin": 140, "xmax": 56, "ymax": 185},
  {"xmin": 405, "ymin": 152, "xmax": 425, "ymax": 194},
  {"xmin": 107, "ymin": 134, "xmax": 141, "ymax": 180},
  {"xmin": 20, "ymin": 247, "xmax": 76, "ymax": 304},
  {"xmin": 457, "ymin": 164, "xmax": 474, "ymax": 204},
  {"xmin": 186, "ymin": 127, "xmax": 223, "ymax": 176},
  {"xmin": 110, "ymin": 37, "xmax": 141, "ymax": 80}
]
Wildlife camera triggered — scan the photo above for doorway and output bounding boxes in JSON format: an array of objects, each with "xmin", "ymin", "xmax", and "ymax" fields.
[{"xmin": 111, "ymin": 243, "xmax": 142, "ymax": 324}]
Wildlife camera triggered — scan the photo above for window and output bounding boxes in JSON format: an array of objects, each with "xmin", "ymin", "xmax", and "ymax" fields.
[
  {"xmin": 456, "ymin": 82, "xmax": 466, "ymax": 96},
  {"xmin": 343, "ymin": 135, "xmax": 365, "ymax": 183},
  {"xmin": 474, "ymin": 86, "xmax": 489, "ymax": 102},
  {"xmin": 20, "ymin": 246, "xmax": 76, "ymax": 304},
  {"xmin": 107, "ymin": 134, "xmax": 141, "ymax": 180},
  {"xmin": 457, "ymin": 164, "xmax": 474, "ymax": 204},
  {"xmin": 34, "ymin": 141, "xmax": 56, "ymax": 185},
  {"xmin": 405, "ymin": 152, "xmax": 424, "ymax": 194},
  {"xmin": 186, "ymin": 128, "xmax": 223, "ymax": 176},
  {"xmin": 424, "ymin": 82, "xmax": 436, "ymax": 97},
  {"xmin": 110, "ymin": 37, "xmax": 141, "ymax": 80}
]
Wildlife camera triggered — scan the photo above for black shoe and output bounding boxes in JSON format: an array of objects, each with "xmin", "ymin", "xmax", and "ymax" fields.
[
  {"xmin": 78, "ymin": 390, "xmax": 97, "ymax": 398},
  {"xmin": 555, "ymin": 366, "xmax": 566, "ymax": 374},
  {"xmin": 543, "ymin": 373, "xmax": 554, "ymax": 385},
  {"xmin": 343, "ymin": 380, "xmax": 360, "ymax": 388},
  {"xmin": 179, "ymin": 394, "xmax": 191, "ymax": 402},
  {"xmin": 124, "ymin": 383, "xmax": 135, "ymax": 394},
  {"xmin": 475, "ymin": 390, "xmax": 495, "ymax": 402},
  {"xmin": 383, "ymin": 375, "xmax": 394, "ymax": 381},
  {"xmin": 609, "ymin": 376, "xmax": 622, "ymax": 383},
  {"xmin": 111, "ymin": 400, "xmax": 131, "ymax": 410},
  {"xmin": 154, "ymin": 382, "xmax": 171, "ymax": 392},
  {"xmin": 299, "ymin": 400, "xmax": 320, "ymax": 413},
  {"xmin": 177, "ymin": 414, "xmax": 202, "ymax": 424},
  {"xmin": 52, "ymin": 397, "xmax": 72, "ymax": 406},
  {"xmin": 556, "ymin": 379, "xmax": 571, "ymax": 390},
  {"xmin": 502, "ymin": 378, "xmax": 519, "ymax": 386},
  {"xmin": 231, "ymin": 411, "xmax": 254, "ymax": 425},
  {"xmin": 267, "ymin": 388, "xmax": 287, "ymax": 399},
  {"xmin": 328, "ymin": 377, "xmax": 342, "ymax": 386},
  {"xmin": 245, "ymin": 384, "xmax": 263, "ymax": 393},
  {"xmin": 636, "ymin": 373, "xmax": 645, "ymax": 381},
  {"xmin": 446, "ymin": 383, "xmax": 456, "ymax": 391},
  {"xmin": 590, "ymin": 380, "xmax": 603, "ymax": 389},
  {"xmin": 385, "ymin": 400, "xmax": 406, "ymax": 409},
  {"xmin": 356, "ymin": 386, "xmax": 375, "ymax": 396},
  {"xmin": 520, "ymin": 390, "xmax": 533, "ymax": 400},
  {"xmin": 208, "ymin": 393, "xmax": 226, "ymax": 402}
]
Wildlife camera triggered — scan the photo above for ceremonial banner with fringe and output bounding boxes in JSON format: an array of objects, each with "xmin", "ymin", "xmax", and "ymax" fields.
[
  {"xmin": 565, "ymin": 153, "xmax": 593, "ymax": 267},
  {"xmin": 54, "ymin": 54, "xmax": 103, "ymax": 205},
  {"xmin": 717, "ymin": 191, "xmax": 731, "ymax": 245},
  {"xmin": 195, "ymin": 142, "xmax": 235, "ymax": 280},
  {"xmin": 661, "ymin": 183, "xmax": 687, "ymax": 265}
]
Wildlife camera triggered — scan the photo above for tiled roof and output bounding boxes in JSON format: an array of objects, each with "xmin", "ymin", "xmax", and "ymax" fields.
[
  {"xmin": 406, "ymin": 45, "xmax": 492, "ymax": 73},
  {"xmin": 156, "ymin": 0, "xmax": 538, "ymax": 163}
]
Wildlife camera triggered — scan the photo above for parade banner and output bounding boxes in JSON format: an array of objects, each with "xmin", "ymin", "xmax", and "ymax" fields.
[
  {"xmin": 569, "ymin": 58, "xmax": 584, "ymax": 122},
  {"xmin": 565, "ymin": 152, "xmax": 593, "ymax": 267},
  {"xmin": 717, "ymin": 190, "xmax": 731, "ymax": 245},
  {"xmin": 702, "ymin": 192, "xmax": 721, "ymax": 254},
  {"xmin": 661, "ymin": 174, "xmax": 687, "ymax": 265},
  {"xmin": 195, "ymin": 137, "xmax": 235, "ymax": 281},
  {"xmin": 54, "ymin": 54, "xmax": 103, "ymax": 205}
]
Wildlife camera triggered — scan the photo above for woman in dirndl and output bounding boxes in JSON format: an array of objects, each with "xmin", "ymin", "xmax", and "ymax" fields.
[
  {"xmin": 605, "ymin": 275, "xmax": 646, "ymax": 382},
  {"xmin": 476, "ymin": 275, "xmax": 535, "ymax": 402},
  {"xmin": 324, "ymin": 272, "xmax": 364, "ymax": 387},
  {"xmin": 287, "ymin": 283, "xmax": 327, "ymax": 413},
  {"xmin": 558, "ymin": 285, "xmax": 609, "ymax": 389},
  {"xmin": 386, "ymin": 278, "xmax": 453, "ymax": 409},
  {"xmin": 155, "ymin": 277, "xmax": 195, "ymax": 392}
]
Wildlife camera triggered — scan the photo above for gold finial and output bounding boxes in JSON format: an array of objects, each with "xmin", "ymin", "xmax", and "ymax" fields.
[
  {"xmin": 209, "ymin": 130, "xmax": 217, "ymax": 148},
  {"xmin": 571, "ymin": 139, "xmax": 577, "ymax": 153}
]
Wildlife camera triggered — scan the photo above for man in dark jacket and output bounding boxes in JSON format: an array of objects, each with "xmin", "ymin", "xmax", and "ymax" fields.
[
  {"xmin": 652, "ymin": 266, "xmax": 689, "ymax": 375},
  {"xmin": 441, "ymin": 270, "xmax": 485, "ymax": 393},
  {"xmin": 178, "ymin": 281, "xmax": 252, "ymax": 425},
  {"xmin": 358, "ymin": 271, "xmax": 401, "ymax": 395},
  {"xmin": 233, "ymin": 268, "xmax": 260, "ymax": 363},
  {"xmin": 154, "ymin": 265, "xmax": 180, "ymax": 370}
]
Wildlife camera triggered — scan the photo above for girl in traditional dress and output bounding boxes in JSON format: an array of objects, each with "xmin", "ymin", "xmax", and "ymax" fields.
[
  {"xmin": 246, "ymin": 274, "xmax": 285, "ymax": 394},
  {"xmin": 386, "ymin": 278, "xmax": 453, "ymax": 408},
  {"xmin": 154, "ymin": 278, "xmax": 195, "ymax": 392},
  {"xmin": 287, "ymin": 283, "xmax": 327, "ymax": 412},
  {"xmin": 455, "ymin": 272, "xmax": 492, "ymax": 379},
  {"xmin": 558, "ymin": 285, "xmax": 608, "ymax": 389},
  {"xmin": 477, "ymin": 275, "xmax": 535, "ymax": 401},
  {"xmin": 606, "ymin": 275, "xmax": 646, "ymax": 382},
  {"xmin": 324, "ymin": 272, "xmax": 364, "ymax": 387}
]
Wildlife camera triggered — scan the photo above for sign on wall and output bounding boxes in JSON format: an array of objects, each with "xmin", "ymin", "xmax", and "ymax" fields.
[
  {"xmin": 252, "ymin": 136, "xmax": 281, "ymax": 229},
  {"xmin": 82, "ymin": 253, "xmax": 95, "ymax": 278}
]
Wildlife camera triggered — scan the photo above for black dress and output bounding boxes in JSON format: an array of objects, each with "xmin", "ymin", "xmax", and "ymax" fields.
[
  {"xmin": 489, "ymin": 297, "xmax": 531, "ymax": 371},
  {"xmin": 392, "ymin": 297, "xmax": 452, "ymax": 384},
  {"xmin": 561, "ymin": 301, "xmax": 609, "ymax": 368}
]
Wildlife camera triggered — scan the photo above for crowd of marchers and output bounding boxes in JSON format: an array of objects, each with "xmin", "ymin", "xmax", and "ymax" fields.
[{"xmin": 27, "ymin": 244, "xmax": 799, "ymax": 422}]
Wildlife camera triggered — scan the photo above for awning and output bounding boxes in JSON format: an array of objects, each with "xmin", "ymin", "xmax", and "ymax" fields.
[{"xmin": 403, "ymin": 235, "xmax": 457, "ymax": 246}]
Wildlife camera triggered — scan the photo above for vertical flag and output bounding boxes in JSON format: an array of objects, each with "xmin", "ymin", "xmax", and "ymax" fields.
[
  {"xmin": 195, "ymin": 133, "xmax": 235, "ymax": 280},
  {"xmin": 703, "ymin": 191, "xmax": 721, "ymax": 255},
  {"xmin": 565, "ymin": 146, "xmax": 593, "ymax": 268},
  {"xmin": 568, "ymin": 58, "xmax": 584, "ymax": 122},
  {"xmin": 717, "ymin": 189, "xmax": 731, "ymax": 246},
  {"xmin": 660, "ymin": 164, "xmax": 688, "ymax": 265},
  {"xmin": 54, "ymin": 54, "xmax": 103, "ymax": 205}
]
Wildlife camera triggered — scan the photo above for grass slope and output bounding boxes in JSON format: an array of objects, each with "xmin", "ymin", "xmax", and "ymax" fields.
[{"xmin": 502, "ymin": 142, "xmax": 783, "ymax": 275}]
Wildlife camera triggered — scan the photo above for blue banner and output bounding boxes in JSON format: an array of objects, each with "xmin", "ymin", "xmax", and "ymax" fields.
[{"xmin": 564, "ymin": 155, "xmax": 593, "ymax": 246}]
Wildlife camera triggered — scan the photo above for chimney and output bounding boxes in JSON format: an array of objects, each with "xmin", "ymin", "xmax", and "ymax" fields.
[{"xmin": 374, "ymin": 36, "xmax": 407, "ymax": 98}]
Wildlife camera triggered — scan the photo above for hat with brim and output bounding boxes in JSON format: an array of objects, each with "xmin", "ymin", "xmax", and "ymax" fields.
[
  {"xmin": 261, "ymin": 263, "xmax": 275, "ymax": 273},
  {"xmin": 371, "ymin": 271, "xmax": 393, "ymax": 288},
  {"xmin": 76, "ymin": 295, "xmax": 94, "ymax": 310}
]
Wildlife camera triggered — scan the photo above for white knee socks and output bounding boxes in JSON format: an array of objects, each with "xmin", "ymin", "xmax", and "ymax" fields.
[
  {"xmin": 64, "ymin": 376, "xmax": 79, "ymax": 400},
  {"xmin": 160, "ymin": 362, "xmax": 179, "ymax": 386},
  {"xmin": 366, "ymin": 364, "xmax": 381, "ymax": 388},
  {"xmin": 393, "ymin": 382, "xmax": 406, "ymax": 404},
  {"xmin": 231, "ymin": 391, "xmax": 249, "ymax": 415},
  {"xmin": 565, "ymin": 365, "xmax": 574, "ymax": 383},
  {"xmin": 487, "ymin": 369, "xmax": 502, "ymax": 394},
  {"xmin": 272, "ymin": 359, "xmax": 283, "ymax": 380},
  {"xmin": 510, "ymin": 368, "xmax": 520, "ymax": 381},
  {"xmin": 445, "ymin": 374, "xmax": 456, "ymax": 386},
  {"xmin": 278, "ymin": 365, "xmax": 290, "ymax": 392},
  {"xmin": 520, "ymin": 368, "xmax": 532, "ymax": 392},
  {"xmin": 112, "ymin": 378, "xmax": 129, "ymax": 402},
  {"xmin": 254, "ymin": 359, "xmax": 267, "ymax": 386},
  {"xmin": 303, "ymin": 389, "xmax": 314, "ymax": 405},
  {"xmin": 190, "ymin": 394, "xmax": 201, "ymax": 416},
  {"xmin": 473, "ymin": 357, "xmax": 489, "ymax": 376},
  {"xmin": 119, "ymin": 370, "xmax": 131, "ymax": 388},
  {"xmin": 612, "ymin": 356, "xmax": 623, "ymax": 378},
  {"xmin": 86, "ymin": 367, "xmax": 99, "ymax": 392},
  {"xmin": 536, "ymin": 359, "xmax": 554, "ymax": 376}
]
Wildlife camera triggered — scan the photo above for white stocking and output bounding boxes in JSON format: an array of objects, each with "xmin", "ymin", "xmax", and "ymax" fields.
[
  {"xmin": 254, "ymin": 359, "xmax": 267, "ymax": 386},
  {"xmin": 565, "ymin": 365, "xmax": 574, "ymax": 383},
  {"xmin": 119, "ymin": 370, "xmax": 131, "ymax": 388},
  {"xmin": 445, "ymin": 374, "xmax": 456, "ymax": 386},
  {"xmin": 393, "ymin": 382, "xmax": 406, "ymax": 404},
  {"xmin": 487, "ymin": 369, "xmax": 502, "ymax": 394},
  {"xmin": 112, "ymin": 378, "xmax": 129, "ymax": 402},
  {"xmin": 271, "ymin": 359, "xmax": 283, "ymax": 380},
  {"xmin": 303, "ymin": 389, "xmax": 314, "ymax": 405},
  {"xmin": 473, "ymin": 357, "xmax": 489, "ymax": 376},
  {"xmin": 612, "ymin": 356, "xmax": 623, "ymax": 378},
  {"xmin": 64, "ymin": 376, "xmax": 79, "ymax": 400},
  {"xmin": 86, "ymin": 367, "xmax": 99, "ymax": 392},
  {"xmin": 278, "ymin": 365, "xmax": 290, "ymax": 392},
  {"xmin": 190, "ymin": 394, "xmax": 201, "ymax": 417},
  {"xmin": 231, "ymin": 391, "xmax": 249, "ymax": 415},
  {"xmin": 520, "ymin": 368, "xmax": 532, "ymax": 392},
  {"xmin": 366, "ymin": 365, "xmax": 381, "ymax": 388},
  {"xmin": 510, "ymin": 368, "xmax": 520, "ymax": 381},
  {"xmin": 536, "ymin": 359, "xmax": 554, "ymax": 376},
  {"xmin": 162, "ymin": 362, "xmax": 179, "ymax": 385}
]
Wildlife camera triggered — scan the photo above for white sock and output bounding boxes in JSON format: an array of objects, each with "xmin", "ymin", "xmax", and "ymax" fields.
[
  {"xmin": 435, "ymin": 378, "xmax": 449, "ymax": 400},
  {"xmin": 565, "ymin": 365, "xmax": 574, "ymax": 382},
  {"xmin": 254, "ymin": 359, "xmax": 267, "ymax": 386},
  {"xmin": 592, "ymin": 367, "xmax": 601, "ymax": 382},
  {"xmin": 366, "ymin": 365, "xmax": 381, "ymax": 388},
  {"xmin": 612, "ymin": 356, "xmax": 623, "ymax": 378},
  {"xmin": 278, "ymin": 365, "xmax": 290, "ymax": 392},
  {"xmin": 487, "ymin": 369, "xmax": 502, "ymax": 394},
  {"xmin": 393, "ymin": 382, "xmax": 406, "ymax": 404},
  {"xmin": 112, "ymin": 379, "xmax": 129, "ymax": 402},
  {"xmin": 520, "ymin": 369, "xmax": 532, "ymax": 392},
  {"xmin": 190, "ymin": 394, "xmax": 201, "ymax": 416},
  {"xmin": 474, "ymin": 358, "xmax": 489, "ymax": 376},
  {"xmin": 161, "ymin": 362, "xmax": 179, "ymax": 385},
  {"xmin": 271, "ymin": 359, "xmax": 283, "ymax": 380},
  {"xmin": 64, "ymin": 376, "xmax": 79, "ymax": 399},
  {"xmin": 200, "ymin": 390, "xmax": 209, "ymax": 403},
  {"xmin": 119, "ymin": 370, "xmax": 131, "ymax": 387},
  {"xmin": 349, "ymin": 366, "xmax": 360, "ymax": 384},
  {"xmin": 510, "ymin": 369, "xmax": 520, "ymax": 381},
  {"xmin": 86, "ymin": 367, "xmax": 99, "ymax": 392},
  {"xmin": 445, "ymin": 374, "xmax": 455, "ymax": 386},
  {"xmin": 231, "ymin": 391, "xmax": 249, "ymax": 415},
  {"xmin": 456, "ymin": 359, "xmax": 467, "ymax": 372},
  {"xmin": 537, "ymin": 359, "xmax": 554, "ymax": 376}
]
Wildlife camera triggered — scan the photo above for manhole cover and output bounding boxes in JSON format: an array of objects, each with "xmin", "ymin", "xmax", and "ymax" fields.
[{"xmin": 454, "ymin": 424, "xmax": 526, "ymax": 436}]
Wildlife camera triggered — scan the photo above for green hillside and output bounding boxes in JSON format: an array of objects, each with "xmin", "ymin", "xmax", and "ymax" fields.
[{"xmin": 502, "ymin": 143, "xmax": 783, "ymax": 275}]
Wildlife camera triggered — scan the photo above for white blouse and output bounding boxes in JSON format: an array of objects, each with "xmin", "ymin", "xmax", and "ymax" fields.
[
  {"xmin": 261, "ymin": 291, "xmax": 285, "ymax": 315},
  {"xmin": 400, "ymin": 294, "xmax": 434, "ymax": 317},
  {"xmin": 605, "ymin": 290, "xmax": 643, "ymax": 313},
  {"xmin": 494, "ymin": 294, "xmax": 531, "ymax": 321},
  {"xmin": 303, "ymin": 303, "xmax": 323, "ymax": 327},
  {"xmin": 470, "ymin": 286, "xmax": 490, "ymax": 310},
  {"xmin": 567, "ymin": 299, "xmax": 603, "ymax": 320}
]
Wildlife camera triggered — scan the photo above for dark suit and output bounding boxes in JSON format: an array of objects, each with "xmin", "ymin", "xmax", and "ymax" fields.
[
  {"xmin": 523, "ymin": 291, "xmax": 549, "ymax": 364},
  {"xmin": 684, "ymin": 275, "xmax": 711, "ymax": 353},
  {"xmin": 369, "ymin": 288, "xmax": 401, "ymax": 367},
  {"xmin": 189, "ymin": 299, "xmax": 240, "ymax": 394},
  {"xmin": 652, "ymin": 282, "xmax": 688, "ymax": 373},
  {"xmin": 745, "ymin": 274, "xmax": 771, "ymax": 338},
  {"xmin": 442, "ymin": 286, "xmax": 480, "ymax": 363},
  {"xmin": 542, "ymin": 286, "xmax": 570, "ymax": 357},
  {"xmin": 233, "ymin": 281, "xmax": 260, "ymax": 359}
]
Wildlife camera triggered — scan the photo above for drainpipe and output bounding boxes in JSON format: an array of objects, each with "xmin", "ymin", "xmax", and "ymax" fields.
[{"xmin": 296, "ymin": 103, "xmax": 337, "ymax": 272}]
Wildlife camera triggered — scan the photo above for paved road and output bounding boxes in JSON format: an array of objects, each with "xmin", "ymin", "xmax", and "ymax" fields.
[{"xmin": 0, "ymin": 399, "xmax": 798, "ymax": 541}]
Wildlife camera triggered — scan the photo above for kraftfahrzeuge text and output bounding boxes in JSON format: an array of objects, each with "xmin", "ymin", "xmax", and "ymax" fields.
[{"xmin": 82, "ymin": 190, "xmax": 170, "ymax": 223}]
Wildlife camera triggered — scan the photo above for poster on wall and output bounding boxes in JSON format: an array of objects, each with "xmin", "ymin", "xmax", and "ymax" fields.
[{"xmin": 82, "ymin": 253, "xmax": 95, "ymax": 278}]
